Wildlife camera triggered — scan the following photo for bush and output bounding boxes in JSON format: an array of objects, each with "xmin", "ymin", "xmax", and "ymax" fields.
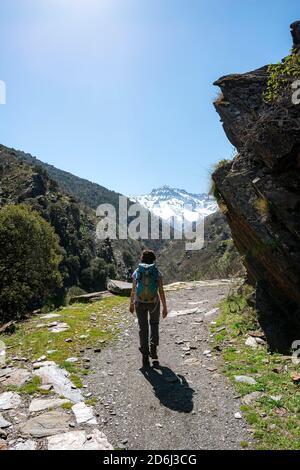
[
  {"xmin": 80, "ymin": 257, "xmax": 116, "ymax": 292},
  {"xmin": 122, "ymin": 250, "xmax": 134, "ymax": 268},
  {"xmin": 0, "ymin": 204, "xmax": 63, "ymax": 323},
  {"xmin": 264, "ymin": 52, "xmax": 300, "ymax": 102},
  {"xmin": 67, "ymin": 285, "xmax": 87, "ymax": 298},
  {"xmin": 64, "ymin": 285, "xmax": 87, "ymax": 305}
]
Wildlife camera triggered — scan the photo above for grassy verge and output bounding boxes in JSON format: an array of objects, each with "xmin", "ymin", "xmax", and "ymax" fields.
[
  {"xmin": 211, "ymin": 287, "xmax": 300, "ymax": 450},
  {"xmin": 0, "ymin": 296, "xmax": 129, "ymax": 391}
]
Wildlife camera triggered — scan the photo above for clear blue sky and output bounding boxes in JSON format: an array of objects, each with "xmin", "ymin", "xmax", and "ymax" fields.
[{"xmin": 0, "ymin": 0, "xmax": 298, "ymax": 195}]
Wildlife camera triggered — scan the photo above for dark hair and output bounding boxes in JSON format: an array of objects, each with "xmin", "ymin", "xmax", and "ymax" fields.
[{"xmin": 141, "ymin": 249, "xmax": 156, "ymax": 265}]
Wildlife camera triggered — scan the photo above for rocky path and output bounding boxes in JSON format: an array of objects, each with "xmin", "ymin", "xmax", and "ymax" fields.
[
  {"xmin": 0, "ymin": 280, "xmax": 253, "ymax": 450},
  {"xmin": 86, "ymin": 280, "xmax": 253, "ymax": 450}
]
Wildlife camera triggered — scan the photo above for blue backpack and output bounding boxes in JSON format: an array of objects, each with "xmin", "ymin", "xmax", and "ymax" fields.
[{"xmin": 135, "ymin": 263, "xmax": 159, "ymax": 303}]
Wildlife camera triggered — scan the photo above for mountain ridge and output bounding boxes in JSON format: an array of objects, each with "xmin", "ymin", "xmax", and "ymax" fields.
[
  {"xmin": 0, "ymin": 143, "xmax": 243, "ymax": 291},
  {"xmin": 129, "ymin": 185, "xmax": 218, "ymax": 223},
  {"xmin": 0, "ymin": 145, "xmax": 122, "ymax": 210},
  {"xmin": 0, "ymin": 145, "xmax": 147, "ymax": 297}
]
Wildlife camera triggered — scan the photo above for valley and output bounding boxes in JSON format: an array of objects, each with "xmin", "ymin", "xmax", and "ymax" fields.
[
  {"xmin": 0, "ymin": 143, "xmax": 242, "ymax": 323},
  {"xmin": 0, "ymin": 15, "xmax": 299, "ymax": 453}
]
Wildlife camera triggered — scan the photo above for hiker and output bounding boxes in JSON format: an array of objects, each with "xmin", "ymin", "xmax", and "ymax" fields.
[{"xmin": 129, "ymin": 250, "xmax": 168, "ymax": 368}]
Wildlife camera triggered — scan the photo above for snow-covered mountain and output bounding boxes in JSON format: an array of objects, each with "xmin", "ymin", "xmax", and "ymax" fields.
[{"xmin": 129, "ymin": 185, "xmax": 218, "ymax": 223}]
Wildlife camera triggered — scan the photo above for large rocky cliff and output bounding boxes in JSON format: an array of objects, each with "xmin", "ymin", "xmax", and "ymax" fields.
[{"xmin": 212, "ymin": 22, "xmax": 300, "ymax": 351}]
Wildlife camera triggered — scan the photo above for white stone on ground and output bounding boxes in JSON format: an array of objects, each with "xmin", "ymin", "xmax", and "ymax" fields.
[
  {"xmin": 19, "ymin": 411, "xmax": 71, "ymax": 438},
  {"xmin": 33, "ymin": 365, "xmax": 83, "ymax": 403},
  {"xmin": 29, "ymin": 398, "xmax": 71, "ymax": 413},
  {"xmin": 0, "ymin": 368, "xmax": 12, "ymax": 378},
  {"xmin": 66, "ymin": 357, "xmax": 78, "ymax": 363},
  {"xmin": 245, "ymin": 336, "xmax": 258, "ymax": 349},
  {"xmin": 32, "ymin": 361, "xmax": 56, "ymax": 369},
  {"xmin": 0, "ymin": 392, "xmax": 22, "ymax": 410},
  {"xmin": 188, "ymin": 300, "xmax": 209, "ymax": 306},
  {"xmin": 12, "ymin": 440, "xmax": 37, "ymax": 450},
  {"xmin": 0, "ymin": 368, "xmax": 31, "ymax": 387},
  {"xmin": 48, "ymin": 322, "xmax": 70, "ymax": 333},
  {"xmin": 234, "ymin": 375, "xmax": 257, "ymax": 385},
  {"xmin": 41, "ymin": 313, "xmax": 62, "ymax": 319},
  {"xmin": 255, "ymin": 337, "xmax": 266, "ymax": 345},
  {"xmin": 203, "ymin": 350, "xmax": 211, "ymax": 355},
  {"xmin": 168, "ymin": 308, "xmax": 199, "ymax": 318},
  {"xmin": 204, "ymin": 308, "xmax": 219, "ymax": 317},
  {"xmin": 36, "ymin": 355, "xmax": 46, "ymax": 362},
  {"xmin": 0, "ymin": 413, "xmax": 12, "ymax": 428},
  {"xmin": 270, "ymin": 395, "xmax": 282, "ymax": 402},
  {"xmin": 47, "ymin": 429, "xmax": 113, "ymax": 450},
  {"xmin": 71, "ymin": 402, "xmax": 97, "ymax": 425},
  {"xmin": 0, "ymin": 345, "xmax": 5, "ymax": 366}
]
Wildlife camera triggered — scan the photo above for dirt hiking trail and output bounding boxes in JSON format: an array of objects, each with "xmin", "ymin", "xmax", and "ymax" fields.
[{"xmin": 86, "ymin": 280, "xmax": 252, "ymax": 450}]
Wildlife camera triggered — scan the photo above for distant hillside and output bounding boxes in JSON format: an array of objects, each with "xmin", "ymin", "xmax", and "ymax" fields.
[
  {"xmin": 157, "ymin": 212, "xmax": 245, "ymax": 283},
  {"xmin": 2, "ymin": 145, "xmax": 121, "ymax": 210},
  {"xmin": 0, "ymin": 146, "xmax": 143, "ymax": 299},
  {"xmin": 0, "ymin": 144, "xmax": 243, "ymax": 286},
  {"xmin": 1, "ymin": 145, "xmax": 170, "ymax": 256}
]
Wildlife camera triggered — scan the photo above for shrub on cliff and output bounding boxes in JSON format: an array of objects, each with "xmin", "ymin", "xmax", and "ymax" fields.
[
  {"xmin": 264, "ymin": 52, "xmax": 300, "ymax": 102},
  {"xmin": 0, "ymin": 204, "xmax": 63, "ymax": 323}
]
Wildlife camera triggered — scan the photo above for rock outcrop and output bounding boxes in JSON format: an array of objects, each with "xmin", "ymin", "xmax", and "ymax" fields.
[
  {"xmin": 212, "ymin": 23, "xmax": 300, "ymax": 350},
  {"xmin": 158, "ymin": 212, "xmax": 245, "ymax": 284},
  {"xmin": 291, "ymin": 21, "xmax": 300, "ymax": 50}
]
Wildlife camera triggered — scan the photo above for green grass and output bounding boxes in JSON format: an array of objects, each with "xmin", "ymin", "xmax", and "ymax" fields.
[
  {"xmin": 264, "ymin": 52, "xmax": 300, "ymax": 102},
  {"xmin": 85, "ymin": 397, "xmax": 98, "ymax": 406},
  {"xmin": 4, "ymin": 376, "xmax": 42, "ymax": 395},
  {"xmin": 0, "ymin": 295, "xmax": 129, "ymax": 393},
  {"xmin": 240, "ymin": 440, "xmax": 249, "ymax": 449},
  {"xmin": 61, "ymin": 401, "xmax": 73, "ymax": 410},
  {"xmin": 212, "ymin": 288, "xmax": 300, "ymax": 450},
  {"xmin": 69, "ymin": 374, "xmax": 83, "ymax": 389}
]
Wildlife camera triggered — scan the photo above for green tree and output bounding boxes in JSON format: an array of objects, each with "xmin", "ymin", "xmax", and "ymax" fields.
[
  {"xmin": 122, "ymin": 250, "xmax": 134, "ymax": 268},
  {"xmin": 0, "ymin": 204, "xmax": 63, "ymax": 323},
  {"xmin": 80, "ymin": 257, "xmax": 116, "ymax": 292}
]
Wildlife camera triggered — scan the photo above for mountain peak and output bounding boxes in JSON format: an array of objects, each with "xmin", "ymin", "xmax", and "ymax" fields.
[
  {"xmin": 150, "ymin": 185, "xmax": 210, "ymax": 199},
  {"xmin": 129, "ymin": 186, "xmax": 218, "ymax": 222}
]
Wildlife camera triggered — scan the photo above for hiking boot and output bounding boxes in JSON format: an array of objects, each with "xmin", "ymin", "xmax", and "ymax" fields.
[
  {"xmin": 150, "ymin": 345, "xmax": 158, "ymax": 360},
  {"xmin": 142, "ymin": 355, "xmax": 150, "ymax": 369}
]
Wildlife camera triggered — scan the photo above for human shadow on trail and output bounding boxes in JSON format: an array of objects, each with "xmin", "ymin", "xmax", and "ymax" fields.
[{"xmin": 141, "ymin": 364, "xmax": 194, "ymax": 413}]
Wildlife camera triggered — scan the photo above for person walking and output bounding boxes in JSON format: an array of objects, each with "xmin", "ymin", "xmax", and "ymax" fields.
[{"xmin": 129, "ymin": 250, "xmax": 168, "ymax": 368}]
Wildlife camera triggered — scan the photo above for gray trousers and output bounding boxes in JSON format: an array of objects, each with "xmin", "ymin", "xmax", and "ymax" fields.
[{"xmin": 136, "ymin": 300, "xmax": 160, "ymax": 356}]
